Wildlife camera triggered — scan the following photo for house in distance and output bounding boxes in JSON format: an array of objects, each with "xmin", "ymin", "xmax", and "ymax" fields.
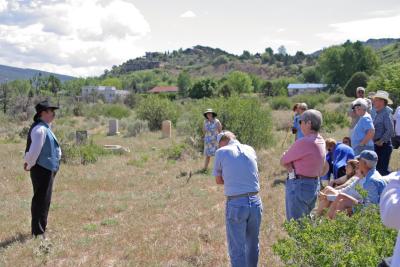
[{"xmin": 287, "ymin": 83, "xmax": 328, "ymax": 96}]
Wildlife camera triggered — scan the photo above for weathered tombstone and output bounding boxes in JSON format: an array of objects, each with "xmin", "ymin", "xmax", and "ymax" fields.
[
  {"xmin": 108, "ymin": 119, "xmax": 120, "ymax": 136},
  {"xmin": 76, "ymin": 130, "xmax": 88, "ymax": 145},
  {"xmin": 162, "ymin": 120, "xmax": 172, "ymax": 138}
]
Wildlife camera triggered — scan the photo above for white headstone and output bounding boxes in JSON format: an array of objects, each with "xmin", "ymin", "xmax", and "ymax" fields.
[
  {"xmin": 108, "ymin": 119, "xmax": 120, "ymax": 136},
  {"xmin": 162, "ymin": 120, "xmax": 172, "ymax": 138}
]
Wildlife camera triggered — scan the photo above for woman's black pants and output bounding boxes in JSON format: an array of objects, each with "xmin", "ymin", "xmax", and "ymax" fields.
[{"xmin": 30, "ymin": 164, "xmax": 56, "ymax": 236}]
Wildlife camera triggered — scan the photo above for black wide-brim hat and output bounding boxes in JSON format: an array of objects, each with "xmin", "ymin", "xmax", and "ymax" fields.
[
  {"xmin": 203, "ymin": 108, "xmax": 217, "ymax": 118},
  {"xmin": 33, "ymin": 100, "xmax": 59, "ymax": 121}
]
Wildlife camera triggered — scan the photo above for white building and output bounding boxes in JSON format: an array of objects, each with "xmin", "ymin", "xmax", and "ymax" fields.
[
  {"xmin": 287, "ymin": 83, "xmax": 328, "ymax": 96},
  {"xmin": 82, "ymin": 86, "xmax": 130, "ymax": 103}
]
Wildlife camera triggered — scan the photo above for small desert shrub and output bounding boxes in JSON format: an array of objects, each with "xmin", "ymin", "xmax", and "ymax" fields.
[
  {"xmin": 84, "ymin": 104, "xmax": 131, "ymax": 119},
  {"xmin": 270, "ymin": 96, "xmax": 292, "ymax": 110},
  {"xmin": 273, "ymin": 205, "xmax": 396, "ymax": 267},
  {"xmin": 328, "ymin": 94, "xmax": 344, "ymax": 103},
  {"xmin": 321, "ymin": 109, "xmax": 349, "ymax": 133},
  {"xmin": 136, "ymin": 95, "xmax": 178, "ymax": 131},
  {"xmin": 125, "ymin": 120, "xmax": 149, "ymax": 137},
  {"xmin": 161, "ymin": 143, "xmax": 189, "ymax": 160},
  {"xmin": 61, "ymin": 141, "xmax": 112, "ymax": 165},
  {"xmin": 291, "ymin": 93, "xmax": 328, "ymax": 109}
]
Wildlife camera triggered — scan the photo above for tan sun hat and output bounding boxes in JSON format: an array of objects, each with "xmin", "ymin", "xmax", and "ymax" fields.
[
  {"xmin": 372, "ymin": 90, "xmax": 393, "ymax": 105},
  {"xmin": 203, "ymin": 108, "xmax": 217, "ymax": 118}
]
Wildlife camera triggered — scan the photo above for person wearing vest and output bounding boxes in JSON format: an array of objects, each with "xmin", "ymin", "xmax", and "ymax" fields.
[{"xmin": 24, "ymin": 100, "xmax": 61, "ymax": 239}]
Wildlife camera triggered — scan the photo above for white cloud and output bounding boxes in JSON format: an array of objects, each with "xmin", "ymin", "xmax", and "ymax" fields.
[
  {"xmin": 316, "ymin": 14, "xmax": 400, "ymax": 43},
  {"xmin": 0, "ymin": 0, "xmax": 150, "ymax": 76},
  {"xmin": 180, "ymin": 10, "xmax": 197, "ymax": 18},
  {"xmin": 276, "ymin": 28, "xmax": 286, "ymax": 33},
  {"xmin": 0, "ymin": 0, "xmax": 7, "ymax": 12},
  {"xmin": 261, "ymin": 36, "xmax": 301, "ymax": 54}
]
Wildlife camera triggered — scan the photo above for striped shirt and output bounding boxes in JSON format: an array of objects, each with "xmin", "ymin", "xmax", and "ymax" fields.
[{"xmin": 373, "ymin": 108, "xmax": 394, "ymax": 143}]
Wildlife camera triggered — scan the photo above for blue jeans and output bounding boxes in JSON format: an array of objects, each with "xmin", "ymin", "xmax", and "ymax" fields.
[
  {"xmin": 375, "ymin": 142, "xmax": 393, "ymax": 176},
  {"xmin": 285, "ymin": 178, "xmax": 319, "ymax": 220},
  {"xmin": 225, "ymin": 195, "xmax": 262, "ymax": 267}
]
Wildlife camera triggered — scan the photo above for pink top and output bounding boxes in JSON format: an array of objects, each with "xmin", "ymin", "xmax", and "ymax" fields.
[{"xmin": 281, "ymin": 134, "xmax": 326, "ymax": 177}]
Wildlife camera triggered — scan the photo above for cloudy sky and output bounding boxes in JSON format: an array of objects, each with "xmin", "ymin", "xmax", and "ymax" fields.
[{"xmin": 0, "ymin": 0, "xmax": 399, "ymax": 77}]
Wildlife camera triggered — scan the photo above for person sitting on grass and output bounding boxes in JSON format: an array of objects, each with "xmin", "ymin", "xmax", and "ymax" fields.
[
  {"xmin": 329, "ymin": 159, "xmax": 359, "ymax": 187},
  {"xmin": 326, "ymin": 150, "xmax": 387, "ymax": 219},
  {"xmin": 316, "ymin": 159, "xmax": 359, "ymax": 216},
  {"xmin": 342, "ymin": 136, "xmax": 351, "ymax": 147},
  {"xmin": 321, "ymin": 138, "xmax": 355, "ymax": 187}
]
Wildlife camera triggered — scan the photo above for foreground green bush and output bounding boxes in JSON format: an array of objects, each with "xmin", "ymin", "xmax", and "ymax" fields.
[
  {"xmin": 136, "ymin": 95, "xmax": 178, "ymax": 130},
  {"xmin": 273, "ymin": 205, "xmax": 397, "ymax": 267}
]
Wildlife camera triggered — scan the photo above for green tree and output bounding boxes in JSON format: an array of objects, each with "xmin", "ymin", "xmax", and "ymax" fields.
[
  {"xmin": 368, "ymin": 63, "xmax": 400, "ymax": 106},
  {"xmin": 189, "ymin": 78, "xmax": 216, "ymax": 99},
  {"xmin": 212, "ymin": 55, "xmax": 229, "ymax": 66},
  {"xmin": 278, "ymin": 45, "xmax": 287, "ymax": 55},
  {"xmin": 344, "ymin": 72, "xmax": 369, "ymax": 97},
  {"xmin": 302, "ymin": 66, "xmax": 321, "ymax": 83},
  {"xmin": 318, "ymin": 41, "xmax": 379, "ymax": 86},
  {"xmin": 226, "ymin": 71, "xmax": 254, "ymax": 94},
  {"xmin": 177, "ymin": 71, "xmax": 191, "ymax": 97},
  {"xmin": 102, "ymin": 77, "xmax": 123, "ymax": 89},
  {"xmin": 45, "ymin": 75, "xmax": 61, "ymax": 96},
  {"xmin": 136, "ymin": 95, "xmax": 178, "ymax": 130},
  {"xmin": 240, "ymin": 50, "xmax": 252, "ymax": 60}
]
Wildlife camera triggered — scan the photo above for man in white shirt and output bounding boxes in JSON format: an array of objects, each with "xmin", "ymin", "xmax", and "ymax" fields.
[
  {"xmin": 380, "ymin": 171, "xmax": 400, "ymax": 267},
  {"xmin": 24, "ymin": 100, "xmax": 61, "ymax": 239}
]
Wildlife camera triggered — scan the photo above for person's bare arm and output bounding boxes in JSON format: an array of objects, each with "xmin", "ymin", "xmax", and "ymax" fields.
[
  {"xmin": 360, "ymin": 129, "xmax": 375, "ymax": 146},
  {"xmin": 215, "ymin": 176, "xmax": 224, "ymax": 185},
  {"xmin": 331, "ymin": 175, "xmax": 348, "ymax": 186}
]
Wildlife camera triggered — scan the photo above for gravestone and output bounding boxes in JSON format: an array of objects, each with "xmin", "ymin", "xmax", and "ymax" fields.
[
  {"xmin": 162, "ymin": 120, "xmax": 172, "ymax": 138},
  {"xmin": 75, "ymin": 130, "xmax": 88, "ymax": 145},
  {"xmin": 108, "ymin": 119, "xmax": 120, "ymax": 136}
]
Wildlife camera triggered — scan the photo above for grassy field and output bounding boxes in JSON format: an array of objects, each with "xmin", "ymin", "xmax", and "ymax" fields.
[{"xmin": 0, "ymin": 108, "xmax": 399, "ymax": 266}]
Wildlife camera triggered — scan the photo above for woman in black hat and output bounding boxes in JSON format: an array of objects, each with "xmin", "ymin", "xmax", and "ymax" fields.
[
  {"xmin": 203, "ymin": 109, "xmax": 222, "ymax": 171},
  {"xmin": 24, "ymin": 100, "xmax": 61, "ymax": 239}
]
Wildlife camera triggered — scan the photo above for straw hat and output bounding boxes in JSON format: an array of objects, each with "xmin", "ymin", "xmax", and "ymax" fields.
[
  {"xmin": 371, "ymin": 90, "xmax": 393, "ymax": 105},
  {"xmin": 203, "ymin": 108, "xmax": 217, "ymax": 118}
]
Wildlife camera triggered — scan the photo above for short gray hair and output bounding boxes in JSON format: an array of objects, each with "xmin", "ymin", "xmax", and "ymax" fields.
[
  {"xmin": 300, "ymin": 109, "xmax": 323, "ymax": 132},
  {"xmin": 352, "ymin": 98, "xmax": 368, "ymax": 111}
]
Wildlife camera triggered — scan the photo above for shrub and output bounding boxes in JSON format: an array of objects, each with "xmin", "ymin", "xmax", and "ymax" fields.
[
  {"xmin": 270, "ymin": 96, "xmax": 292, "ymax": 110},
  {"xmin": 291, "ymin": 93, "xmax": 328, "ymax": 109},
  {"xmin": 212, "ymin": 55, "xmax": 229, "ymax": 66},
  {"xmin": 136, "ymin": 95, "xmax": 178, "ymax": 131},
  {"xmin": 189, "ymin": 78, "xmax": 216, "ymax": 99},
  {"xmin": 125, "ymin": 120, "xmax": 149, "ymax": 137},
  {"xmin": 84, "ymin": 104, "xmax": 131, "ymax": 119},
  {"xmin": 344, "ymin": 71, "xmax": 369, "ymax": 97},
  {"xmin": 321, "ymin": 109, "xmax": 350, "ymax": 133},
  {"xmin": 328, "ymin": 94, "xmax": 344, "ymax": 103},
  {"xmin": 273, "ymin": 205, "xmax": 397, "ymax": 267},
  {"xmin": 61, "ymin": 141, "xmax": 112, "ymax": 165},
  {"xmin": 161, "ymin": 143, "xmax": 189, "ymax": 160}
]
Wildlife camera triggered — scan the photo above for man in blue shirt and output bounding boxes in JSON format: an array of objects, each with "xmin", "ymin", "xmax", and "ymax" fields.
[
  {"xmin": 213, "ymin": 131, "xmax": 262, "ymax": 267},
  {"xmin": 357, "ymin": 150, "xmax": 387, "ymax": 205}
]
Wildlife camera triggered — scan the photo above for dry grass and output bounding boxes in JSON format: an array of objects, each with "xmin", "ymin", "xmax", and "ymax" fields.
[{"xmin": 0, "ymin": 111, "xmax": 399, "ymax": 266}]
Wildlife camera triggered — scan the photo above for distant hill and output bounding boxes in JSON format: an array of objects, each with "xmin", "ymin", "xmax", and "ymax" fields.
[
  {"xmin": 104, "ymin": 45, "xmax": 315, "ymax": 80},
  {"xmin": 0, "ymin": 64, "xmax": 75, "ymax": 83},
  {"xmin": 376, "ymin": 41, "xmax": 400, "ymax": 64},
  {"xmin": 363, "ymin": 38, "xmax": 400, "ymax": 50}
]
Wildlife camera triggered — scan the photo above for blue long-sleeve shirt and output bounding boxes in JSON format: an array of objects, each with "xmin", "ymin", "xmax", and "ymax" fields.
[
  {"xmin": 363, "ymin": 168, "xmax": 387, "ymax": 205},
  {"xmin": 373, "ymin": 108, "xmax": 394, "ymax": 143}
]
